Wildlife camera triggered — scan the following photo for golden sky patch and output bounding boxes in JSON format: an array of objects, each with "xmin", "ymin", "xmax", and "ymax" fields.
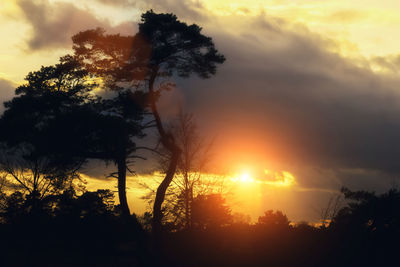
[
  {"xmin": 203, "ymin": 0, "xmax": 400, "ymax": 58},
  {"xmin": 2, "ymin": 0, "xmax": 400, "ymax": 83}
]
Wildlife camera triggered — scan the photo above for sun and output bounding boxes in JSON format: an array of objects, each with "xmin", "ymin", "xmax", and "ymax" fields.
[{"xmin": 239, "ymin": 172, "xmax": 254, "ymax": 183}]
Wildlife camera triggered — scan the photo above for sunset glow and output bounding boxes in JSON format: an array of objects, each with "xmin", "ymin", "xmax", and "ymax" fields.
[
  {"xmin": 239, "ymin": 172, "xmax": 254, "ymax": 183},
  {"xmin": 263, "ymin": 170, "xmax": 296, "ymax": 187},
  {"xmin": 2, "ymin": 0, "xmax": 400, "ymax": 230},
  {"xmin": 229, "ymin": 168, "xmax": 296, "ymax": 187},
  {"xmin": 2, "ymin": 1, "xmax": 400, "ymax": 265}
]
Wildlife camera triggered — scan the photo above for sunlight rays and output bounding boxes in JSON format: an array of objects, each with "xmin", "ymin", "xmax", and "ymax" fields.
[
  {"xmin": 230, "ymin": 168, "xmax": 296, "ymax": 187},
  {"xmin": 240, "ymin": 172, "xmax": 254, "ymax": 183}
]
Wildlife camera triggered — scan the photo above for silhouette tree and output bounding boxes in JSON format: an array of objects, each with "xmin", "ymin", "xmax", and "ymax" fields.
[
  {"xmin": 0, "ymin": 56, "xmax": 146, "ymax": 222},
  {"xmin": 141, "ymin": 110, "xmax": 218, "ymax": 229},
  {"xmin": 191, "ymin": 193, "xmax": 232, "ymax": 229},
  {"xmin": 1, "ymin": 185, "xmax": 117, "ymax": 225},
  {"xmin": 332, "ymin": 187, "xmax": 400, "ymax": 232},
  {"xmin": 73, "ymin": 91, "xmax": 146, "ymax": 221},
  {"xmin": 319, "ymin": 193, "xmax": 343, "ymax": 228},
  {"xmin": 50, "ymin": 188, "xmax": 117, "ymax": 220},
  {"xmin": 72, "ymin": 10, "xmax": 225, "ymax": 233},
  {"xmin": 0, "ymin": 174, "xmax": 7, "ymax": 220},
  {"xmin": 257, "ymin": 210, "xmax": 290, "ymax": 228},
  {"xmin": 0, "ymin": 56, "xmax": 91, "ymax": 202},
  {"xmin": 162, "ymin": 111, "xmax": 214, "ymax": 229}
]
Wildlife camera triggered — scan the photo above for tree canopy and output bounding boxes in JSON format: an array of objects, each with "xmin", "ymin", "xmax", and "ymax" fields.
[{"xmin": 71, "ymin": 10, "xmax": 225, "ymax": 233}]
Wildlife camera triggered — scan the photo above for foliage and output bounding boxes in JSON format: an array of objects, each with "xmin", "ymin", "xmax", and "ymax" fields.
[
  {"xmin": 331, "ymin": 187, "xmax": 400, "ymax": 232},
  {"xmin": 0, "ymin": 56, "xmax": 93, "ymax": 199},
  {"xmin": 72, "ymin": 10, "xmax": 225, "ymax": 232},
  {"xmin": 1, "ymin": 187, "xmax": 117, "ymax": 224},
  {"xmin": 191, "ymin": 193, "xmax": 232, "ymax": 229},
  {"xmin": 72, "ymin": 11, "xmax": 225, "ymax": 89},
  {"xmin": 319, "ymin": 193, "xmax": 343, "ymax": 228},
  {"xmin": 257, "ymin": 210, "xmax": 290, "ymax": 228},
  {"xmin": 0, "ymin": 54, "xmax": 146, "ymax": 220}
]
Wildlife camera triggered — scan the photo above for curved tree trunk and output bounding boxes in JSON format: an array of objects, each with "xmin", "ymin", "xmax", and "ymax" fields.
[
  {"xmin": 149, "ymin": 72, "xmax": 182, "ymax": 235},
  {"xmin": 152, "ymin": 148, "xmax": 180, "ymax": 234}
]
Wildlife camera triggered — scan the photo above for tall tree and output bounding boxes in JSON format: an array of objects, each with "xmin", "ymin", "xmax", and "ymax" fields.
[
  {"xmin": 0, "ymin": 56, "xmax": 92, "ymax": 200},
  {"xmin": 0, "ymin": 56, "xmax": 146, "ymax": 222},
  {"xmin": 98, "ymin": 91, "xmax": 146, "ymax": 220},
  {"xmin": 66, "ymin": 90, "xmax": 146, "ymax": 220},
  {"xmin": 72, "ymin": 11, "xmax": 225, "ymax": 233}
]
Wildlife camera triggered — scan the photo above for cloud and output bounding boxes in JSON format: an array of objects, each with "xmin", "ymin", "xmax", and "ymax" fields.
[
  {"xmin": 0, "ymin": 78, "xmax": 15, "ymax": 114},
  {"xmin": 168, "ymin": 14, "xmax": 400, "ymax": 182},
  {"xmin": 141, "ymin": 0, "xmax": 206, "ymax": 21},
  {"xmin": 95, "ymin": 0, "xmax": 133, "ymax": 6},
  {"xmin": 370, "ymin": 54, "xmax": 400, "ymax": 73},
  {"xmin": 327, "ymin": 10, "xmax": 366, "ymax": 23},
  {"xmin": 17, "ymin": 0, "xmax": 136, "ymax": 51},
  {"xmin": 93, "ymin": 0, "xmax": 207, "ymax": 21}
]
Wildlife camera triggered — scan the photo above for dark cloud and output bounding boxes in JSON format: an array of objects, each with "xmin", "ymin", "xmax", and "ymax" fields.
[
  {"xmin": 371, "ymin": 54, "xmax": 400, "ymax": 73},
  {"xmin": 17, "ymin": 0, "xmax": 136, "ymax": 50},
  {"xmin": 169, "ymin": 15, "xmax": 400, "ymax": 182},
  {"xmin": 0, "ymin": 78, "xmax": 15, "ymax": 114},
  {"xmin": 17, "ymin": 0, "xmax": 205, "ymax": 51}
]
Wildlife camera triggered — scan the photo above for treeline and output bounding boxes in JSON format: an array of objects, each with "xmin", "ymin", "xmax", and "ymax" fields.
[{"xmin": 1, "ymin": 180, "xmax": 400, "ymax": 266}]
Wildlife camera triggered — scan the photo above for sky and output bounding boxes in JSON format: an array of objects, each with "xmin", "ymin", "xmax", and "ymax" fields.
[{"xmin": 2, "ymin": 0, "xmax": 400, "ymax": 222}]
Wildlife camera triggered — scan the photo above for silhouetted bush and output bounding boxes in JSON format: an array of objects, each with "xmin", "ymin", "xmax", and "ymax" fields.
[
  {"xmin": 257, "ymin": 210, "xmax": 290, "ymax": 229},
  {"xmin": 191, "ymin": 193, "xmax": 233, "ymax": 229}
]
